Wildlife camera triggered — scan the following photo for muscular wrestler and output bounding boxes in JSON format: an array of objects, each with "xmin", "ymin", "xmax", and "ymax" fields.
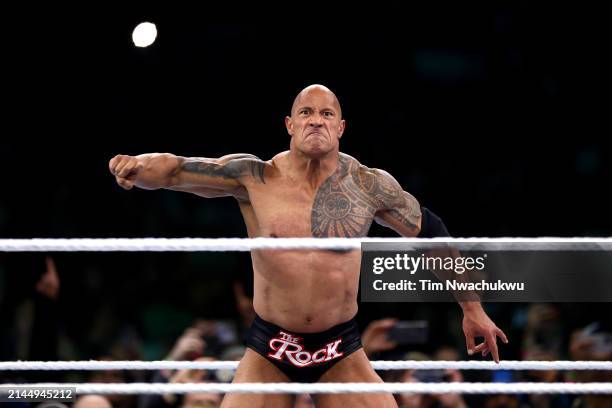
[{"xmin": 109, "ymin": 84, "xmax": 507, "ymax": 408}]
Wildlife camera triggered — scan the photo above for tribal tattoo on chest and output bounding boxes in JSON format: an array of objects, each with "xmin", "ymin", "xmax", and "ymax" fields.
[{"xmin": 311, "ymin": 155, "xmax": 420, "ymax": 237}]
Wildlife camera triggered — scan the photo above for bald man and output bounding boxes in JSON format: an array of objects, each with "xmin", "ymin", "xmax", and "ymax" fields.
[
  {"xmin": 109, "ymin": 85, "xmax": 507, "ymax": 408},
  {"xmin": 73, "ymin": 395, "xmax": 113, "ymax": 408}
]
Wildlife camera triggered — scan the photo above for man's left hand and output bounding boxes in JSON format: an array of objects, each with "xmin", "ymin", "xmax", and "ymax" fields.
[{"xmin": 461, "ymin": 303, "xmax": 508, "ymax": 363}]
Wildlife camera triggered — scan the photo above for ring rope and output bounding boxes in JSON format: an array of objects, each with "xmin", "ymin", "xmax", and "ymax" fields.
[
  {"xmin": 2, "ymin": 382, "xmax": 612, "ymax": 394},
  {"xmin": 2, "ymin": 237, "xmax": 612, "ymax": 252},
  {"xmin": 2, "ymin": 360, "xmax": 611, "ymax": 371}
]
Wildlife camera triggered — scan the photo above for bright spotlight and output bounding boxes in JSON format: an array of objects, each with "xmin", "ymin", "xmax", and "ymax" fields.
[{"xmin": 132, "ymin": 22, "xmax": 157, "ymax": 48}]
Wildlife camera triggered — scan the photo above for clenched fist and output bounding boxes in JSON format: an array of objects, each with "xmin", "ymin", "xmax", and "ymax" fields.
[{"xmin": 109, "ymin": 154, "xmax": 142, "ymax": 190}]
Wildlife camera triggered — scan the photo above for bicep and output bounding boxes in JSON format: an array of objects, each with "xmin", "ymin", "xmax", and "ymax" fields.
[
  {"xmin": 375, "ymin": 190, "xmax": 422, "ymax": 237},
  {"xmin": 170, "ymin": 155, "xmax": 265, "ymax": 192},
  {"xmin": 370, "ymin": 169, "xmax": 422, "ymax": 236}
]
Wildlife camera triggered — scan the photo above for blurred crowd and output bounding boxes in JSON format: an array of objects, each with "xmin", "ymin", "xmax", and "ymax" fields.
[{"xmin": 0, "ymin": 256, "xmax": 610, "ymax": 408}]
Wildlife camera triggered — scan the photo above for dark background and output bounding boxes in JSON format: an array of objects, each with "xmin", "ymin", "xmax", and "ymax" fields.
[{"xmin": 1, "ymin": 4, "xmax": 610, "ymax": 361}]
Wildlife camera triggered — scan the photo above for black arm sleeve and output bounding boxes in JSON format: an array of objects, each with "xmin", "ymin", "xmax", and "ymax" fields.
[{"xmin": 417, "ymin": 207, "xmax": 451, "ymax": 237}]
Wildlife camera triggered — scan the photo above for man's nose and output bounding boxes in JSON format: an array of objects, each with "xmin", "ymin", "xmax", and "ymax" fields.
[{"xmin": 309, "ymin": 113, "xmax": 324, "ymax": 126}]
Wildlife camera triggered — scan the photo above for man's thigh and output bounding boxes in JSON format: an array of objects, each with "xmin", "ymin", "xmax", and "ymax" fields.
[
  {"xmin": 314, "ymin": 349, "xmax": 398, "ymax": 408},
  {"xmin": 220, "ymin": 348, "xmax": 295, "ymax": 408}
]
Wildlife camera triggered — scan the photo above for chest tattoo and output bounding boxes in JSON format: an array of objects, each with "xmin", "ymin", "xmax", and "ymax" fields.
[{"xmin": 311, "ymin": 157, "xmax": 379, "ymax": 237}]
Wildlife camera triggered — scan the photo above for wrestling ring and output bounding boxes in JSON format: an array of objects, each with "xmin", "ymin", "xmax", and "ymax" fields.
[{"xmin": 1, "ymin": 237, "xmax": 612, "ymax": 398}]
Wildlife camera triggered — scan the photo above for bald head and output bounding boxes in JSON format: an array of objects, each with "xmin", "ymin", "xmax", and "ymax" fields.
[
  {"xmin": 291, "ymin": 84, "xmax": 342, "ymax": 118},
  {"xmin": 74, "ymin": 395, "xmax": 112, "ymax": 408},
  {"xmin": 285, "ymin": 83, "xmax": 346, "ymax": 158}
]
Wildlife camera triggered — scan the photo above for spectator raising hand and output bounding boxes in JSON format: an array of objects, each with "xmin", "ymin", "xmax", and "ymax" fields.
[
  {"xmin": 361, "ymin": 318, "xmax": 398, "ymax": 357},
  {"xmin": 166, "ymin": 326, "xmax": 207, "ymax": 361}
]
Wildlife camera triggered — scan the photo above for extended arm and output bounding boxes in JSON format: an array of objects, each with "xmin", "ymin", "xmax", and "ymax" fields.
[{"xmin": 108, "ymin": 153, "xmax": 266, "ymax": 197}]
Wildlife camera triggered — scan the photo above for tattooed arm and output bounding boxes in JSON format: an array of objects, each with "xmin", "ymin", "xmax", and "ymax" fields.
[
  {"xmin": 372, "ymin": 169, "xmax": 422, "ymax": 237},
  {"xmin": 370, "ymin": 169, "xmax": 508, "ymax": 362},
  {"xmin": 109, "ymin": 153, "xmax": 266, "ymax": 198}
]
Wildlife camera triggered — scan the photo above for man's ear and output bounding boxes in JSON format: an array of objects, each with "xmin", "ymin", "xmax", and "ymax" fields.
[
  {"xmin": 338, "ymin": 119, "xmax": 346, "ymax": 139},
  {"xmin": 285, "ymin": 116, "xmax": 293, "ymax": 136}
]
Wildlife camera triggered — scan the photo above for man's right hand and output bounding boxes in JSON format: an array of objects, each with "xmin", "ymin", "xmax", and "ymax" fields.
[{"xmin": 109, "ymin": 154, "xmax": 142, "ymax": 190}]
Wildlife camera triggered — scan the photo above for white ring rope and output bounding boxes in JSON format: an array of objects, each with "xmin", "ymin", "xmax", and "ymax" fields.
[
  {"xmin": 2, "ymin": 237, "xmax": 612, "ymax": 252},
  {"xmin": 2, "ymin": 360, "xmax": 612, "ymax": 371},
  {"xmin": 2, "ymin": 382, "xmax": 612, "ymax": 394}
]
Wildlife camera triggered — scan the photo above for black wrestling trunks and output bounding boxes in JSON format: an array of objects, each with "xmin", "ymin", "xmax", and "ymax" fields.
[{"xmin": 246, "ymin": 314, "xmax": 362, "ymax": 383}]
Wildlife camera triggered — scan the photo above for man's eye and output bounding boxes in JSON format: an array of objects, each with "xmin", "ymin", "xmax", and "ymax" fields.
[
  {"xmin": 324, "ymin": 111, "xmax": 334, "ymax": 117},
  {"xmin": 300, "ymin": 110, "xmax": 309, "ymax": 115}
]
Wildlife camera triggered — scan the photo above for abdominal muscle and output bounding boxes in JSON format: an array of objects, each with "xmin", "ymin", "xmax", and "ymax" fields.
[{"xmin": 251, "ymin": 249, "xmax": 361, "ymax": 333}]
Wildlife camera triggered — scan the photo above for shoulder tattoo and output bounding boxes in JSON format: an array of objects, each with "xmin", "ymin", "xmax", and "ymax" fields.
[{"xmin": 371, "ymin": 169, "xmax": 421, "ymax": 231}]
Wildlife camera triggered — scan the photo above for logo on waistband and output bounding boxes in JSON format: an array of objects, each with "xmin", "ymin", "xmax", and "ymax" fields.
[{"xmin": 267, "ymin": 331, "xmax": 343, "ymax": 367}]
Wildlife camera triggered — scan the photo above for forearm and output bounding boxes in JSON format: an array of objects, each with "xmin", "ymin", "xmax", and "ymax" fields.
[
  {"xmin": 459, "ymin": 298, "xmax": 483, "ymax": 312},
  {"xmin": 133, "ymin": 153, "xmax": 183, "ymax": 190},
  {"xmin": 417, "ymin": 208, "xmax": 481, "ymax": 305}
]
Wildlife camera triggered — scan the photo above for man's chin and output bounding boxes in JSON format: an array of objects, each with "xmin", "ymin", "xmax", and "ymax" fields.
[{"xmin": 302, "ymin": 147, "xmax": 332, "ymax": 159}]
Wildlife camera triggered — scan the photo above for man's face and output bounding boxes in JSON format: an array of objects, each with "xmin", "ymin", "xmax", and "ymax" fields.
[{"xmin": 285, "ymin": 88, "xmax": 345, "ymax": 158}]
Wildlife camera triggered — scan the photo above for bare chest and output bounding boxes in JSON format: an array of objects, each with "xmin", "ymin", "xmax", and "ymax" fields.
[{"xmin": 247, "ymin": 174, "xmax": 379, "ymax": 238}]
